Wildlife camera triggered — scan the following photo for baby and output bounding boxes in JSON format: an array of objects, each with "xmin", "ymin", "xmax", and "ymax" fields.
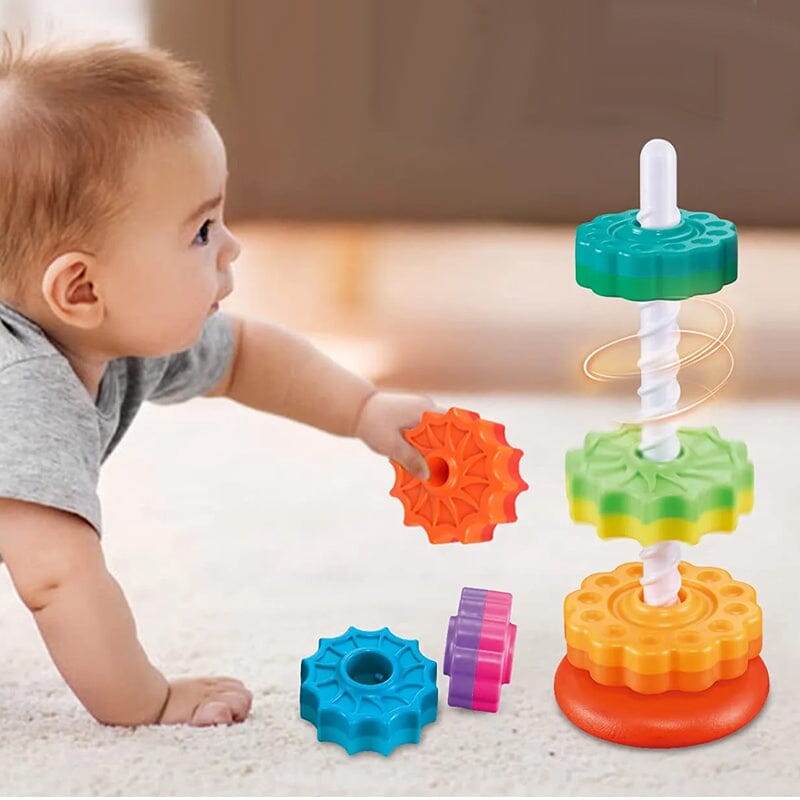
[{"xmin": 0, "ymin": 37, "xmax": 437, "ymax": 727}]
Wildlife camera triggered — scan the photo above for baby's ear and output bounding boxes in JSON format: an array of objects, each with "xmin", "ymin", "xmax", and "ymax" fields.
[{"xmin": 41, "ymin": 252, "xmax": 105, "ymax": 329}]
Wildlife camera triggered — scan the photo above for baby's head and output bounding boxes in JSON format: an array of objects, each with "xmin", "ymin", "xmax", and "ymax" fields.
[{"xmin": 0, "ymin": 35, "xmax": 240, "ymax": 357}]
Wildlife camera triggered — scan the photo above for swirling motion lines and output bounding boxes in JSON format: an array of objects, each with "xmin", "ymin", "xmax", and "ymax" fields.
[{"xmin": 582, "ymin": 297, "xmax": 735, "ymax": 426}]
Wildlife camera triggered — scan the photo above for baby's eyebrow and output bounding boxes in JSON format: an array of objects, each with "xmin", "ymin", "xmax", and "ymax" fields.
[{"xmin": 183, "ymin": 193, "xmax": 223, "ymax": 227}]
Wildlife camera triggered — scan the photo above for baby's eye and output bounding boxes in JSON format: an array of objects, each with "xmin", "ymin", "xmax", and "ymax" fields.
[{"xmin": 192, "ymin": 218, "xmax": 215, "ymax": 246}]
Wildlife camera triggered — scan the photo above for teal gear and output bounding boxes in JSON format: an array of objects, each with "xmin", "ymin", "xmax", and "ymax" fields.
[{"xmin": 575, "ymin": 209, "xmax": 737, "ymax": 301}]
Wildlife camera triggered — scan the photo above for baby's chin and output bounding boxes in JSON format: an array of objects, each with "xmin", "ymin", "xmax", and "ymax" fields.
[{"xmin": 121, "ymin": 320, "xmax": 207, "ymax": 358}]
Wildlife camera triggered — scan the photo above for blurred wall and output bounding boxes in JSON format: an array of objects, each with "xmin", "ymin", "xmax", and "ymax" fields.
[
  {"xmin": 0, "ymin": 0, "xmax": 146, "ymax": 45},
  {"xmin": 150, "ymin": 0, "xmax": 800, "ymax": 225}
]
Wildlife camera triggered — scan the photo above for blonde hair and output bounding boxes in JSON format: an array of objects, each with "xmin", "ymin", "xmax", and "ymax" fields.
[{"xmin": 0, "ymin": 33, "xmax": 210, "ymax": 301}]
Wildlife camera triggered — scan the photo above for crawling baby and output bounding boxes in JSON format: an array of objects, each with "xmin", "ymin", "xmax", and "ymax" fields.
[{"xmin": 0, "ymin": 36, "xmax": 437, "ymax": 727}]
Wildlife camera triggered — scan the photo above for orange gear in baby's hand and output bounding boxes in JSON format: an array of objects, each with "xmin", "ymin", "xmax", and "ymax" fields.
[{"xmin": 390, "ymin": 407, "xmax": 529, "ymax": 544}]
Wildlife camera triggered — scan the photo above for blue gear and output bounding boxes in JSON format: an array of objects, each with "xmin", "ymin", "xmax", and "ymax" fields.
[{"xmin": 300, "ymin": 626, "xmax": 438, "ymax": 756}]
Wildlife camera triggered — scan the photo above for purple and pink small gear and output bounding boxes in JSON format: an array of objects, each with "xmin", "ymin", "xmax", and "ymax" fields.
[{"xmin": 443, "ymin": 587, "xmax": 517, "ymax": 712}]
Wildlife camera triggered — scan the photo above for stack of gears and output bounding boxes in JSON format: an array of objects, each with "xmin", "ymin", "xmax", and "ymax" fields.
[
  {"xmin": 555, "ymin": 138, "xmax": 769, "ymax": 748},
  {"xmin": 298, "ymin": 139, "xmax": 770, "ymax": 756}
]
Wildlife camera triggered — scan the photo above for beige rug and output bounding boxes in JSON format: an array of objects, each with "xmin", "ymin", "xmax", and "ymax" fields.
[{"xmin": 0, "ymin": 393, "xmax": 797, "ymax": 796}]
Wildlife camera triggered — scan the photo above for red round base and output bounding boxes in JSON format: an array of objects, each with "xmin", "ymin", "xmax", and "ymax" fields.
[{"xmin": 554, "ymin": 656, "xmax": 769, "ymax": 748}]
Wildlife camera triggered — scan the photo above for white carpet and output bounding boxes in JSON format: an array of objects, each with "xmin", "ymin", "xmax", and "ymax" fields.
[{"xmin": 0, "ymin": 393, "xmax": 797, "ymax": 796}]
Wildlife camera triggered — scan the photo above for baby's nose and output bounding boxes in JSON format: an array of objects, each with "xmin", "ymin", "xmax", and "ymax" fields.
[{"xmin": 227, "ymin": 234, "xmax": 242, "ymax": 264}]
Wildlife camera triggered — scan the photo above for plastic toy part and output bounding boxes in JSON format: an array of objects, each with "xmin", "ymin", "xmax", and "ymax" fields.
[
  {"xmin": 390, "ymin": 407, "xmax": 529, "ymax": 544},
  {"xmin": 565, "ymin": 425, "xmax": 753, "ymax": 546},
  {"xmin": 443, "ymin": 587, "xmax": 516, "ymax": 712},
  {"xmin": 563, "ymin": 561, "xmax": 762, "ymax": 694},
  {"xmin": 637, "ymin": 139, "xmax": 681, "ymax": 230},
  {"xmin": 575, "ymin": 209, "xmax": 737, "ymax": 301},
  {"xmin": 554, "ymin": 655, "xmax": 769, "ymax": 748},
  {"xmin": 299, "ymin": 626, "xmax": 438, "ymax": 756}
]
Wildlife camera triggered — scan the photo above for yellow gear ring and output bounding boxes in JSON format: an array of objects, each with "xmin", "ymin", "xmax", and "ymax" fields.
[
  {"xmin": 567, "ymin": 489, "xmax": 753, "ymax": 546},
  {"xmin": 564, "ymin": 561, "xmax": 762, "ymax": 694}
]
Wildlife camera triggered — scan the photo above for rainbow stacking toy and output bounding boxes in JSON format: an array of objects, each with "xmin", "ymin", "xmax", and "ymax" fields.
[{"xmin": 554, "ymin": 139, "xmax": 769, "ymax": 748}]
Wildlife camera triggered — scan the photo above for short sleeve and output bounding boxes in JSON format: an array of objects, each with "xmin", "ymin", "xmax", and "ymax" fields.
[
  {"xmin": 0, "ymin": 356, "xmax": 103, "ymax": 534},
  {"xmin": 147, "ymin": 312, "xmax": 235, "ymax": 404}
]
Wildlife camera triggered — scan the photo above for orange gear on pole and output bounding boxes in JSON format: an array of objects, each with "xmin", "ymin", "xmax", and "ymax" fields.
[{"xmin": 390, "ymin": 407, "xmax": 529, "ymax": 544}]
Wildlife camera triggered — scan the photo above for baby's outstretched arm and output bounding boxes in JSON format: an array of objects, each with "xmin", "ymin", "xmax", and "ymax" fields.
[
  {"xmin": 0, "ymin": 498, "xmax": 251, "ymax": 726},
  {"xmin": 219, "ymin": 316, "xmax": 376, "ymax": 437},
  {"xmin": 220, "ymin": 315, "xmax": 443, "ymax": 477}
]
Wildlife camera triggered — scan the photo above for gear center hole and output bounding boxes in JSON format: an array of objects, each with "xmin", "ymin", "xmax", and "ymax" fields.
[
  {"xmin": 635, "ymin": 446, "xmax": 686, "ymax": 461},
  {"xmin": 636, "ymin": 587, "xmax": 688, "ymax": 606},
  {"xmin": 346, "ymin": 651, "xmax": 394, "ymax": 686},
  {"xmin": 427, "ymin": 456, "xmax": 450, "ymax": 487}
]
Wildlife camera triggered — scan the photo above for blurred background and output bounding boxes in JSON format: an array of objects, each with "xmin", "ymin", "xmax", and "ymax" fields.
[{"xmin": 2, "ymin": 0, "xmax": 798, "ymax": 400}]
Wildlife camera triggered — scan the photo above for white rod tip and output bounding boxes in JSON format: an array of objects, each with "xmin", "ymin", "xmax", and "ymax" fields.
[
  {"xmin": 641, "ymin": 138, "xmax": 676, "ymax": 161},
  {"xmin": 637, "ymin": 138, "xmax": 680, "ymax": 230}
]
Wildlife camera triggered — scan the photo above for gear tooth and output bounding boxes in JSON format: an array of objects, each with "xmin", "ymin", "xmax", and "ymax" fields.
[
  {"xmin": 314, "ymin": 636, "xmax": 335, "ymax": 655},
  {"xmin": 451, "ymin": 407, "xmax": 479, "ymax": 424},
  {"xmin": 299, "ymin": 657, "xmax": 312, "ymax": 685},
  {"xmin": 299, "ymin": 626, "xmax": 438, "ymax": 755}
]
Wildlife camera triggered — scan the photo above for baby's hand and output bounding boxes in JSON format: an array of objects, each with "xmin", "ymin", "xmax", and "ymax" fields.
[
  {"xmin": 157, "ymin": 677, "xmax": 253, "ymax": 726},
  {"xmin": 354, "ymin": 390, "xmax": 444, "ymax": 480}
]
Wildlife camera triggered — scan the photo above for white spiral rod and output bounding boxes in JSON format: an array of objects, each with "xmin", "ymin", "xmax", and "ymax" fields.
[
  {"xmin": 637, "ymin": 300, "xmax": 681, "ymax": 461},
  {"xmin": 636, "ymin": 139, "xmax": 683, "ymax": 608}
]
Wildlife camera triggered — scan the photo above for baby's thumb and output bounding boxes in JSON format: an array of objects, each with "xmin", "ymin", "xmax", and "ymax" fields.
[{"xmin": 394, "ymin": 442, "xmax": 430, "ymax": 482}]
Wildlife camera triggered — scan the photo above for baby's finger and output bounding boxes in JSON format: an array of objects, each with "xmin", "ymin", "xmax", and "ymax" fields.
[
  {"xmin": 421, "ymin": 396, "xmax": 447, "ymax": 415},
  {"xmin": 209, "ymin": 676, "xmax": 247, "ymax": 689},
  {"xmin": 394, "ymin": 441, "xmax": 430, "ymax": 481},
  {"xmin": 192, "ymin": 700, "xmax": 234, "ymax": 727},
  {"xmin": 214, "ymin": 689, "xmax": 252, "ymax": 722},
  {"xmin": 416, "ymin": 400, "xmax": 448, "ymax": 423}
]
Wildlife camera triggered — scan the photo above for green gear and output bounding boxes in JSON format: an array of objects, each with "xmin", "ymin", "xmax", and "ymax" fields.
[{"xmin": 565, "ymin": 425, "xmax": 754, "ymax": 546}]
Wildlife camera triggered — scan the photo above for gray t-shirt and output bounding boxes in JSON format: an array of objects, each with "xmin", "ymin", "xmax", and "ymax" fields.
[{"xmin": 0, "ymin": 300, "xmax": 235, "ymax": 535}]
